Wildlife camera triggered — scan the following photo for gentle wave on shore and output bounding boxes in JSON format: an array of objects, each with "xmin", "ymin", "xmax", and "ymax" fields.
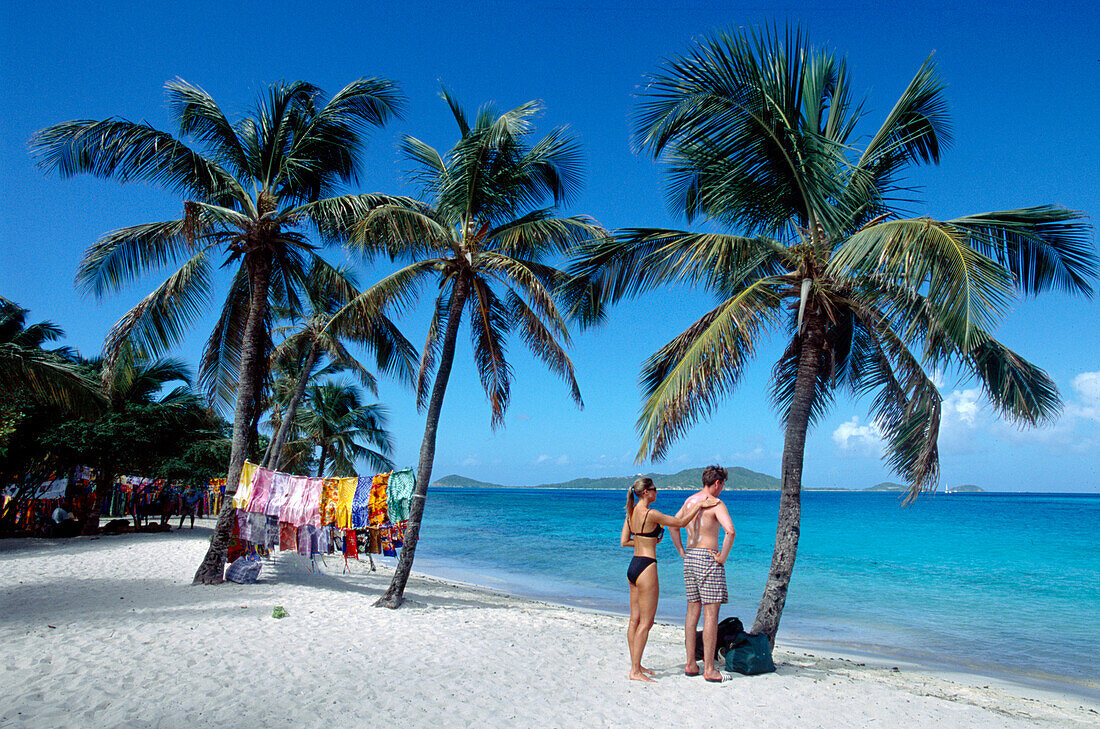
[{"xmin": 408, "ymin": 488, "xmax": 1100, "ymax": 699}]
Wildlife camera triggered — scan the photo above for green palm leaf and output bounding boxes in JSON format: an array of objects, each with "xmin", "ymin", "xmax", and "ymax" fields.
[{"xmin": 638, "ymin": 278, "xmax": 785, "ymax": 459}]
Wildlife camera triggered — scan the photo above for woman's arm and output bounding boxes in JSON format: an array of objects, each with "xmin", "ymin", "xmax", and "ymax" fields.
[
  {"xmin": 620, "ymin": 516, "xmax": 634, "ymax": 547},
  {"xmin": 649, "ymin": 497, "xmax": 717, "ymax": 529}
]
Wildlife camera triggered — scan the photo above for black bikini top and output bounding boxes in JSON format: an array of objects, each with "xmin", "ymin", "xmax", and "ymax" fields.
[{"xmin": 633, "ymin": 508, "xmax": 664, "ymax": 539}]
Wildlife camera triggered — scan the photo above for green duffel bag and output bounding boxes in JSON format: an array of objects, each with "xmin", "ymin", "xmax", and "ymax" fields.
[{"xmin": 724, "ymin": 632, "xmax": 776, "ymax": 675}]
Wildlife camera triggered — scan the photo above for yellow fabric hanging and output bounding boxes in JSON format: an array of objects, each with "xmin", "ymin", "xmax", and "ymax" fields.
[
  {"xmin": 335, "ymin": 476, "xmax": 358, "ymax": 529},
  {"xmin": 232, "ymin": 461, "xmax": 257, "ymax": 510}
]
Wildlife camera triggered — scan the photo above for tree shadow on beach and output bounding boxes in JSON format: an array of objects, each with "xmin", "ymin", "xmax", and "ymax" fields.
[{"xmin": 268, "ymin": 551, "xmax": 519, "ymax": 610}]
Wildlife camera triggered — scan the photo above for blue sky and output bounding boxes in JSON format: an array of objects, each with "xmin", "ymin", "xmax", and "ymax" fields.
[{"xmin": 2, "ymin": 1, "xmax": 1097, "ymax": 492}]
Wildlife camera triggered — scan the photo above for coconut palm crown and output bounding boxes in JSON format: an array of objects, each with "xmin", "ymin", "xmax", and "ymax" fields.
[
  {"xmin": 0, "ymin": 296, "xmax": 99, "ymax": 414},
  {"xmin": 570, "ymin": 27, "xmax": 1097, "ymax": 643},
  {"xmin": 344, "ymin": 90, "xmax": 608, "ymax": 607},
  {"xmin": 30, "ymin": 77, "xmax": 405, "ymax": 583},
  {"xmin": 261, "ymin": 259, "xmax": 416, "ymax": 471},
  {"xmin": 293, "ymin": 380, "xmax": 394, "ymax": 477}
]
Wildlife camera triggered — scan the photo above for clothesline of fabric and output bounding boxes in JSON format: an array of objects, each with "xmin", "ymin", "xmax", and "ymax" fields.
[{"xmin": 226, "ymin": 462, "xmax": 416, "ymax": 563}]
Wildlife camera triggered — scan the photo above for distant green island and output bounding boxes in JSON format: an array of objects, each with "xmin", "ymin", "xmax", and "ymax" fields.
[
  {"xmin": 433, "ymin": 467, "xmax": 779, "ymax": 491},
  {"xmin": 433, "ymin": 470, "xmax": 984, "ymax": 492},
  {"xmin": 864, "ymin": 481, "xmax": 985, "ymax": 493}
]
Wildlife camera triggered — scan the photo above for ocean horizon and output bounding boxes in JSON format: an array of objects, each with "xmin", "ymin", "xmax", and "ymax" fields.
[{"xmin": 397, "ymin": 487, "xmax": 1099, "ymax": 700}]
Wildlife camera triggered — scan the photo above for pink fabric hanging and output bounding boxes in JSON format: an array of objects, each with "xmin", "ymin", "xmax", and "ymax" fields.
[
  {"xmin": 246, "ymin": 467, "xmax": 274, "ymax": 513},
  {"xmin": 279, "ymin": 475, "xmax": 309, "ymax": 525},
  {"xmin": 300, "ymin": 477, "xmax": 323, "ymax": 528},
  {"xmin": 265, "ymin": 471, "xmax": 291, "ymax": 517}
]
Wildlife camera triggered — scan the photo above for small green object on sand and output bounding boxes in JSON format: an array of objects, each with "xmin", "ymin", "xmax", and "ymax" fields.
[{"xmin": 272, "ymin": 606, "xmax": 289, "ymax": 619}]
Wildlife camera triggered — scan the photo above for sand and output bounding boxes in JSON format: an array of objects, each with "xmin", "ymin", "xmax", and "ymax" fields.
[{"xmin": 1, "ymin": 523, "xmax": 1096, "ymax": 729}]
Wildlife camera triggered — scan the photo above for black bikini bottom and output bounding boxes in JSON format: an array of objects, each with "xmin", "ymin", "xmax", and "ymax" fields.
[{"xmin": 627, "ymin": 556, "xmax": 657, "ymax": 585}]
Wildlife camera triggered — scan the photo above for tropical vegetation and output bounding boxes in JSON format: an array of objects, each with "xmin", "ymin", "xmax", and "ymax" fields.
[
  {"xmin": 344, "ymin": 91, "xmax": 607, "ymax": 607},
  {"xmin": 260, "ymin": 259, "xmax": 415, "ymax": 472},
  {"xmin": 570, "ymin": 27, "xmax": 1097, "ymax": 643},
  {"xmin": 31, "ymin": 77, "xmax": 405, "ymax": 581},
  {"xmin": 0, "ymin": 314, "xmax": 229, "ymax": 536},
  {"xmin": 292, "ymin": 380, "xmax": 393, "ymax": 477}
]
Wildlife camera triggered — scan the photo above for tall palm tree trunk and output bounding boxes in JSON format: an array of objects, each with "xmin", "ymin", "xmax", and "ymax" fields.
[
  {"xmin": 376, "ymin": 277, "xmax": 468, "ymax": 609},
  {"xmin": 263, "ymin": 343, "xmax": 319, "ymax": 470},
  {"xmin": 751, "ymin": 308, "xmax": 826, "ymax": 645},
  {"xmin": 193, "ymin": 251, "xmax": 273, "ymax": 584}
]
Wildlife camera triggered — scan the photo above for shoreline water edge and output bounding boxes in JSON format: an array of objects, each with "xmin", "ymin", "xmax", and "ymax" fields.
[
  {"xmin": 0, "ymin": 528, "xmax": 1096, "ymax": 729},
  {"xmin": 411, "ymin": 488, "xmax": 1099, "ymax": 701}
]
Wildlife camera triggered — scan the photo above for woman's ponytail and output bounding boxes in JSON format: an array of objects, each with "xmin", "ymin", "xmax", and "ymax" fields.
[{"xmin": 625, "ymin": 476, "xmax": 654, "ymax": 516}]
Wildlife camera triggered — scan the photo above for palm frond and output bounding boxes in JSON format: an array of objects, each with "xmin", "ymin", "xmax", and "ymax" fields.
[
  {"xmin": 75, "ymin": 219, "xmax": 201, "ymax": 298},
  {"xmin": 570, "ymin": 228, "xmax": 788, "ymax": 305},
  {"xmin": 102, "ymin": 250, "xmax": 213, "ymax": 374},
  {"xmin": 466, "ymin": 277, "xmax": 513, "ymax": 428},
  {"xmin": 848, "ymin": 309, "xmax": 943, "ymax": 500},
  {"xmin": 638, "ymin": 278, "xmax": 784, "ymax": 459},
  {"xmin": 858, "ymin": 54, "xmax": 950, "ymax": 172},
  {"xmin": 292, "ymin": 193, "xmax": 421, "ymax": 245},
  {"xmin": 948, "ymin": 207, "xmax": 1096, "ymax": 296},
  {"xmin": 828, "ymin": 218, "xmax": 1015, "ymax": 349},
  {"xmin": 166, "ymin": 78, "xmax": 250, "ymax": 180},
  {"xmin": 965, "ymin": 337, "xmax": 1060, "ymax": 425},
  {"xmin": 30, "ymin": 118, "xmax": 241, "ymax": 205},
  {"xmin": 507, "ymin": 290, "xmax": 583, "ymax": 408},
  {"xmin": 0, "ymin": 344, "xmax": 103, "ymax": 415},
  {"xmin": 354, "ymin": 203, "xmax": 455, "ymax": 259},
  {"xmin": 485, "ymin": 212, "xmax": 608, "ymax": 260},
  {"xmin": 416, "ymin": 287, "xmax": 451, "ymax": 411},
  {"xmin": 199, "ymin": 265, "xmax": 250, "ymax": 410}
]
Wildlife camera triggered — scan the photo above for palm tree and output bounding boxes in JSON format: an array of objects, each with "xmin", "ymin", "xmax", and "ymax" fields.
[
  {"xmin": 344, "ymin": 91, "xmax": 607, "ymax": 607},
  {"xmin": 261, "ymin": 259, "xmax": 416, "ymax": 471},
  {"xmin": 31, "ymin": 77, "xmax": 404, "ymax": 582},
  {"xmin": 292, "ymin": 381, "xmax": 393, "ymax": 476},
  {"xmin": 571, "ymin": 27, "xmax": 1096, "ymax": 644},
  {"xmin": 0, "ymin": 296, "xmax": 98, "ymax": 413},
  {"xmin": 80, "ymin": 348, "xmax": 198, "ymax": 533}
]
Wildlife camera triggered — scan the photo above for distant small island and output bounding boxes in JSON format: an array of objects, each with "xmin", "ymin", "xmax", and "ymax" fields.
[
  {"xmin": 433, "ymin": 466, "xmax": 781, "ymax": 491},
  {"xmin": 864, "ymin": 481, "xmax": 984, "ymax": 493},
  {"xmin": 433, "ymin": 471, "xmax": 984, "ymax": 492},
  {"xmin": 946, "ymin": 484, "xmax": 985, "ymax": 493}
]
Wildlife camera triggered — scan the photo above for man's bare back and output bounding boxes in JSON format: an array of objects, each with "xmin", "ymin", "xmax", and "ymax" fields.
[{"xmin": 682, "ymin": 491, "xmax": 726, "ymax": 550}]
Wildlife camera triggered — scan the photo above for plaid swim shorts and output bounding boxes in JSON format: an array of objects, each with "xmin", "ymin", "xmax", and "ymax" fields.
[{"xmin": 683, "ymin": 548, "xmax": 728, "ymax": 604}]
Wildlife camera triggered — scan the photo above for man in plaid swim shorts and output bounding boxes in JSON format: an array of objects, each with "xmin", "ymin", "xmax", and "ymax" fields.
[{"xmin": 671, "ymin": 465, "xmax": 736, "ymax": 683}]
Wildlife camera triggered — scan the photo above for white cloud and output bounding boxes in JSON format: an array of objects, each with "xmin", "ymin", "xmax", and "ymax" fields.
[
  {"xmin": 556, "ymin": 454, "xmax": 571, "ymax": 466},
  {"xmin": 1068, "ymin": 371, "xmax": 1100, "ymax": 422},
  {"xmin": 1072, "ymin": 371, "xmax": 1100, "ymax": 401},
  {"xmin": 533, "ymin": 454, "xmax": 550, "ymax": 465},
  {"xmin": 461, "ymin": 455, "xmax": 480, "ymax": 467},
  {"xmin": 942, "ymin": 388, "xmax": 982, "ymax": 426},
  {"xmin": 832, "ymin": 416, "xmax": 883, "ymax": 455}
]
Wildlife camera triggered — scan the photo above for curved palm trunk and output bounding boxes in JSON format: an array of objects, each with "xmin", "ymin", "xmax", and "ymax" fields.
[
  {"xmin": 193, "ymin": 251, "xmax": 273, "ymax": 584},
  {"xmin": 751, "ymin": 309, "xmax": 826, "ymax": 645},
  {"xmin": 375, "ymin": 277, "xmax": 468, "ymax": 609},
  {"xmin": 263, "ymin": 343, "xmax": 319, "ymax": 470}
]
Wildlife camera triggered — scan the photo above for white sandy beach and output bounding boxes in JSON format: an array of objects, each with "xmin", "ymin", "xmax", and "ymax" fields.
[{"xmin": 1, "ymin": 524, "xmax": 1095, "ymax": 729}]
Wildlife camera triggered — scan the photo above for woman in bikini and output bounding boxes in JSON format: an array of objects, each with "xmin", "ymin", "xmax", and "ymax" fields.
[{"xmin": 621, "ymin": 476, "xmax": 716, "ymax": 682}]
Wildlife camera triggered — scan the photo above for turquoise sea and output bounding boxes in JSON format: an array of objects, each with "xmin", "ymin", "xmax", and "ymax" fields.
[{"xmin": 408, "ymin": 488, "xmax": 1099, "ymax": 698}]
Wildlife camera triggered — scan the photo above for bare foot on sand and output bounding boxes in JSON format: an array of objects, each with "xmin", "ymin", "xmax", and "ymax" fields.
[
  {"xmin": 629, "ymin": 670, "xmax": 657, "ymax": 683},
  {"xmin": 641, "ymin": 666, "xmax": 657, "ymax": 676}
]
